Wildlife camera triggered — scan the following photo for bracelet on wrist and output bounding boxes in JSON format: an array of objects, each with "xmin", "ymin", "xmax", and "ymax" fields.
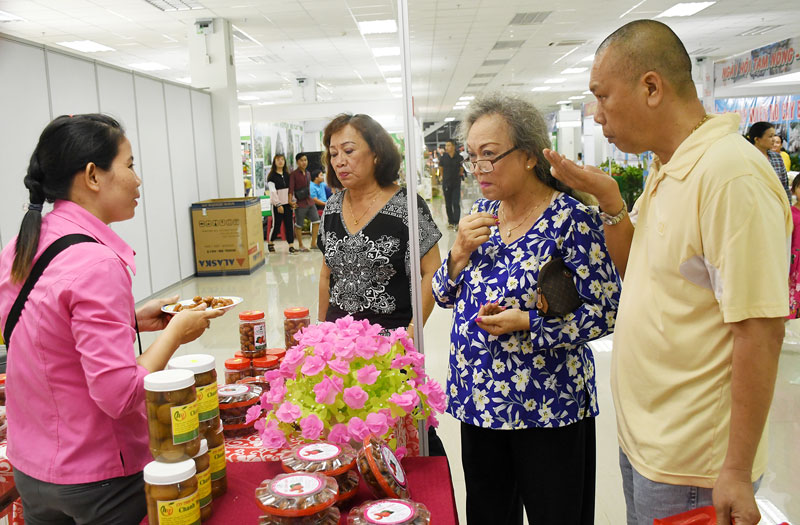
[{"xmin": 599, "ymin": 201, "xmax": 628, "ymax": 226}]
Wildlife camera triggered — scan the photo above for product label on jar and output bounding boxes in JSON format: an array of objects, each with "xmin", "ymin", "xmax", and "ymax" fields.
[
  {"xmin": 196, "ymin": 467, "xmax": 211, "ymax": 508},
  {"xmin": 156, "ymin": 490, "xmax": 200, "ymax": 525},
  {"xmin": 253, "ymin": 323, "xmax": 267, "ymax": 350},
  {"xmin": 209, "ymin": 444, "xmax": 226, "ymax": 480},
  {"xmin": 296, "ymin": 442, "xmax": 341, "ymax": 461},
  {"xmin": 381, "ymin": 445, "xmax": 407, "ymax": 487},
  {"xmin": 364, "ymin": 500, "xmax": 416, "ymax": 524},
  {"xmin": 270, "ymin": 474, "xmax": 322, "ymax": 497},
  {"xmin": 196, "ymin": 382, "xmax": 219, "ymax": 422},
  {"xmin": 170, "ymin": 400, "xmax": 199, "ymax": 445}
]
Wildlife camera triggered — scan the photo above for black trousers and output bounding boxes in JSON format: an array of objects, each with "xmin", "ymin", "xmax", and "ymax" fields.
[
  {"xmin": 461, "ymin": 418, "xmax": 596, "ymax": 525},
  {"xmin": 443, "ymin": 182, "xmax": 461, "ymax": 226},
  {"xmin": 268, "ymin": 204, "xmax": 294, "ymax": 244},
  {"xmin": 14, "ymin": 468, "xmax": 146, "ymax": 525}
]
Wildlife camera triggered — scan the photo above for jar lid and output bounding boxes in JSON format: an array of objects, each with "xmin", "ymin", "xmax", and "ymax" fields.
[
  {"xmin": 280, "ymin": 442, "xmax": 357, "ymax": 477},
  {"xmin": 255, "ymin": 472, "xmax": 338, "ymax": 517},
  {"xmin": 168, "ymin": 354, "xmax": 215, "ymax": 374},
  {"xmin": 193, "ymin": 439, "xmax": 209, "ymax": 458},
  {"xmin": 240, "ymin": 310, "xmax": 265, "ymax": 321},
  {"xmin": 144, "ymin": 369, "xmax": 195, "ymax": 392},
  {"xmin": 143, "ymin": 459, "xmax": 196, "ymax": 485},
  {"xmin": 349, "ymin": 499, "xmax": 431, "ymax": 525},
  {"xmin": 225, "ymin": 358, "xmax": 251, "ymax": 371},
  {"xmin": 218, "ymin": 383, "xmax": 262, "ymax": 408},
  {"xmin": 253, "ymin": 356, "xmax": 279, "ymax": 368},
  {"xmin": 265, "ymin": 348, "xmax": 286, "ymax": 359},
  {"xmin": 283, "ymin": 307, "xmax": 310, "ymax": 319}
]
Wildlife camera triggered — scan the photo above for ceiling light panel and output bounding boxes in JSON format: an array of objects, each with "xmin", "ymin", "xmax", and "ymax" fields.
[
  {"xmin": 509, "ymin": 12, "xmax": 552, "ymax": 25},
  {"xmin": 656, "ymin": 2, "xmax": 715, "ymax": 18},
  {"xmin": 689, "ymin": 47, "xmax": 719, "ymax": 55},
  {"xmin": 493, "ymin": 40, "xmax": 524, "ymax": 50},
  {"xmin": 544, "ymin": 78, "xmax": 566, "ymax": 84},
  {"xmin": 57, "ymin": 40, "xmax": 115, "ymax": 53},
  {"xmin": 482, "ymin": 59, "xmax": 510, "ymax": 67},
  {"xmin": 569, "ymin": 95, "xmax": 586, "ymax": 99},
  {"xmin": 142, "ymin": 0, "xmax": 205, "ymax": 11},
  {"xmin": 562, "ymin": 67, "xmax": 588, "ymax": 74},
  {"xmin": 372, "ymin": 47, "xmax": 400, "ymax": 57},
  {"xmin": 358, "ymin": 19, "xmax": 397, "ymax": 35},
  {"xmin": 0, "ymin": 9, "xmax": 23, "ymax": 22},
  {"xmin": 379, "ymin": 64, "xmax": 401, "ymax": 72},
  {"xmin": 531, "ymin": 86, "xmax": 551, "ymax": 91},
  {"xmin": 473, "ymin": 73, "xmax": 495, "ymax": 78},
  {"xmin": 738, "ymin": 25, "xmax": 782, "ymax": 36}
]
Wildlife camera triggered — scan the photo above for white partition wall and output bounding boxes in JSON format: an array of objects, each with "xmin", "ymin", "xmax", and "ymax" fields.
[
  {"xmin": 135, "ymin": 76, "xmax": 182, "ymax": 293},
  {"xmin": 46, "ymin": 52, "xmax": 99, "ymax": 117},
  {"xmin": 164, "ymin": 84, "xmax": 201, "ymax": 280},
  {"xmin": 0, "ymin": 38, "xmax": 52, "ymax": 249},
  {"xmin": 96, "ymin": 64, "xmax": 154, "ymax": 302},
  {"xmin": 191, "ymin": 91, "xmax": 219, "ymax": 202}
]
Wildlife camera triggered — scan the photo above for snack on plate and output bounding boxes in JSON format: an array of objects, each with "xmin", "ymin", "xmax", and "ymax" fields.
[
  {"xmin": 357, "ymin": 435, "xmax": 409, "ymax": 499},
  {"xmin": 173, "ymin": 296, "xmax": 234, "ymax": 312},
  {"xmin": 280, "ymin": 442, "xmax": 358, "ymax": 477},
  {"xmin": 255, "ymin": 472, "xmax": 338, "ymax": 517},
  {"xmin": 347, "ymin": 499, "xmax": 431, "ymax": 525},
  {"xmin": 258, "ymin": 506, "xmax": 340, "ymax": 524},
  {"xmin": 335, "ymin": 469, "xmax": 360, "ymax": 505}
]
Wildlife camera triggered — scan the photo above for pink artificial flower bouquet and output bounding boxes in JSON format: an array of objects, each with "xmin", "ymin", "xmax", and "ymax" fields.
[{"xmin": 245, "ymin": 316, "xmax": 445, "ymax": 452}]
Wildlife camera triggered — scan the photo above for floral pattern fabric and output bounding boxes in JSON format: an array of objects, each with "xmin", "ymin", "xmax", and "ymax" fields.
[{"xmin": 432, "ymin": 194, "xmax": 621, "ymax": 429}]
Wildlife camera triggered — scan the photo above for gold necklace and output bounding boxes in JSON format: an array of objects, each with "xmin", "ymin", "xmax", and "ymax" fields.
[
  {"xmin": 347, "ymin": 189, "xmax": 381, "ymax": 225},
  {"xmin": 692, "ymin": 114, "xmax": 711, "ymax": 134},
  {"xmin": 500, "ymin": 190, "xmax": 553, "ymax": 238}
]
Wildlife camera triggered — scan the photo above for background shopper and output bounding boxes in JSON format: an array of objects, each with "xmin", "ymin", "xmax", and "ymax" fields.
[
  {"xmin": 0, "ymin": 114, "xmax": 222, "ymax": 523},
  {"xmin": 289, "ymin": 153, "xmax": 319, "ymax": 252},
  {"xmin": 433, "ymin": 92, "xmax": 620, "ymax": 525},
  {"xmin": 545, "ymin": 20, "xmax": 790, "ymax": 525},
  {"xmin": 747, "ymin": 121, "xmax": 792, "ymax": 202},
  {"xmin": 772, "ymin": 135, "xmax": 792, "ymax": 173},
  {"xmin": 266, "ymin": 154, "xmax": 295, "ymax": 253},
  {"xmin": 438, "ymin": 140, "xmax": 463, "ymax": 230},
  {"xmin": 789, "ymin": 175, "xmax": 800, "ymax": 318}
]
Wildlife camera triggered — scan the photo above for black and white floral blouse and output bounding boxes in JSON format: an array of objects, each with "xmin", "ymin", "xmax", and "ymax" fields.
[
  {"xmin": 319, "ymin": 187, "xmax": 442, "ymax": 329},
  {"xmin": 433, "ymin": 193, "xmax": 621, "ymax": 430}
]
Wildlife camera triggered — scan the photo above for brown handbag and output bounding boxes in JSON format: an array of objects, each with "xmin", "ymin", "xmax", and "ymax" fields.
[{"xmin": 536, "ymin": 257, "xmax": 582, "ymax": 317}]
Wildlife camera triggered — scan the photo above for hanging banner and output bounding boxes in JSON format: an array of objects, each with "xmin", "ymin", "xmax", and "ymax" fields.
[
  {"xmin": 714, "ymin": 37, "xmax": 799, "ymax": 88},
  {"xmin": 715, "ymin": 95, "xmax": 800, "ymax": 153}
]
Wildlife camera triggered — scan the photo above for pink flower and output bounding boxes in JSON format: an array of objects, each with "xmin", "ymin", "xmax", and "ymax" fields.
[
  {"xmin": 375, "ymin": 339, "xmax": 392, "ymax": 356},
  {"xmin": 391, "ymin": 351, "xmax": 425, "ymax": 370},
  {"xmin": 354, "ymin": 336, "xmax": 378, "ymax": 359},
  {"xmin": 301, "ymin": 355, "xmax": 326, "ymax": 376},
  {"xmin": 356, "ymin": 364, "xmax": 381, "ymax": 385},
  {"xmin": 388, "ymin": 390, "xmax": 419, "ymax": 414},
  {"xmin": 327, "ymin": 358, "xmax": 350, "ymax": 375},
  {"xmin": 258, "ymin": 393, "xmax": 274, "ymax": 413},
  {"xmin": 343, "ymin": 386, "xmax": 369, "ymax": 410},
  {"xmin": 264, "ymin": 369, "xmax": 285, "ymax": 382},
  {"xmin": 419, "ymin": 381, "xmax": 446, "ymax": 413},
  {"xmin": 335, "ymin": 340, "xmax": 357, "ymax": 361},
  {"xmin": 245, "ymin": 404, "xmax": 263, "ymax": 424},
  {"xmin": 314, "ymin": 342, "xmax": 335, "ymax": 361},
  {"xmin": 334, "ymin": 316, "xmax": 355, "ymax": 330},
  {"xmin": 280, "ymin": 348, "xmax": 305, "ymax": 375},
  {"xmin": 365, "ymin": 412, "xmax": 389, "ymax": 436},
  {"xmin": 262, "ymin": 419, "xmax": 287, "ymax": 450},
  {"xmin": 275, "ymin": 402, "xmax": 302, "ymax": 423},
  {"xmin": 265, "ymin": 378, "xmax": 286, "ymax": 405},
  {"xmin": 298, "ymin": 324, "xmax": 325, "ymax": 345},
  {"xmin": 254, "ymin": 417, "xmax": 266, "ymax": 434},
  {"xmin": 395, "ymin": 446, "xmax": 407, "ymax": 460},
  {"xmin": 380, "ymin": 408, "xmax": 398, "ymax": 427},
  {"xmin": 327, "ymin": 423, "xmax": 351, "ymax": 444},
  {"xmin": 313, "ymin": 375, "xmax": 343, "ymax": 405},
  {"xmin": 299, "ymin": 414, "xmax": 324, "ymax": 440},
  {"xmin": 426, "ymin": 414, "xmax": 439, "ymax": 430},
  {"xmin": 347, "ymin": 416, "xmax": 371, "ymax": 441}
]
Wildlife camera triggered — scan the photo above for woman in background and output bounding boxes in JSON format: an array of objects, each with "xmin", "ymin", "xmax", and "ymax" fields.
[
  {"xmin": 747, "ymin": 122, "xmax": 791, "ymax": 202},
  {"xmin": 266, "ymin": 153, "xmax": 296, "ymax": 253}
]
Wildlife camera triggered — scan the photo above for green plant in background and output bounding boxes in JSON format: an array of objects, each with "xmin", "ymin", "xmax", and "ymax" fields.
[
  {"xmin": 791, "ymin": 154, "xmax": 800, "ymax": 172},
  {"xmin": 600, "ymin": 160, "xmax": 643, "ymax": 210}
]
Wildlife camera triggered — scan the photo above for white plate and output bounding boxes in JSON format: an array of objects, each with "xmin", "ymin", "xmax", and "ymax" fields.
[{"xmin": 162, "ymin": 296, "xmax": 243, "ymax": 315}]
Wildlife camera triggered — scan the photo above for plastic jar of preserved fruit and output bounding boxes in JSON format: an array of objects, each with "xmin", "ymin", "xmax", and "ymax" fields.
[
  {"xmin": 252, "ymin": 356, "xmax": 279, "ymax": 376},
  {"xmin": 143, "ymin": 459, "xmax": 200, "ymax": 525},
  {"xmin": 206, "ymin": 423, "xmax": 227, "ymax": 499},
  {"xmin": 255, "ymin": 472, "xmax": 338, "ymax": 518},
  {"xmin": 236, "ymin": 375, "xmax": 270, "ymax": 392},
  {"xmin": 259, "ymin": 507, "xmax": 340, "ymax": 524},
  {"xmin": 283, "ymin": 308, "xmax": 310, "ymax": 349},
  {"xmin": 224, "ymin": 357, "xmax": 252, "ymax": 384},
  {"xmin": 356, "ymin": 435, "xmax": 410, "ymax": 499},
  {"xmin": 280, "ymin": 442, "xmax": 357, "ymax": 477},
  {"xmin": 334, "ymin": 469, "xmax": 360, "ymax": 505},
  {"xmin": 168, "ymin": 354, "xmax": 220, "ymax": 442},
  {"xmin": 240, "ymin": 310, "xmax": 267, "ymax": 359},
  {"xmin": 144, "ymin": 369, "xmax": 201, "ymax": 463},
  {"xmin": 192, "ymin": 439, "xmax": 212, "ymax": 522},
  {"xmin": 266, "ymin": 348, "xmax": 286, "ymax": 361},
  {"xmin": 347, "ymin": 499, "xmax": 431, "ymax": 525},
  {"xmin": 218, "ymin": 383, "xmax": 262, "ymax": 438}
]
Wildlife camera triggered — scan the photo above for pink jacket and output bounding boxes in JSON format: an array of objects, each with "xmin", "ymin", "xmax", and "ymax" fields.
[{"xmin": 0, "ymin": 200, "xmax": 150, "ymax": 484}]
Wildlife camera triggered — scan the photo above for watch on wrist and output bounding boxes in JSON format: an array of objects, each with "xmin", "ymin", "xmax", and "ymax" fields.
[{"xmin": 599, "ymin": 201, "xmax": 628, "ymax": 226}]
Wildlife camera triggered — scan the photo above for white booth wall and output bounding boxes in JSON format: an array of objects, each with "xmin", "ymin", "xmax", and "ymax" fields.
[{"xmin": 0, "ymin": 34, "xmax": 221, "ymax": 302}]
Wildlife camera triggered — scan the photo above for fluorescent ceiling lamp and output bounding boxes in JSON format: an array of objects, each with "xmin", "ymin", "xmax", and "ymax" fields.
[
  {"xmin": 619, "ymin": 0, "xmax": 648, "ymax": 18},
  {"xmin": 656, "ymin": 2, "xmax": 715, "ymax": 18},
  {"xmin": 386, "ymin": 77, "xmax": 401, "ymax": 83},
  {"xmin": 557, "ymin": 121, "xmax": 581, "ymax": 128},
  {"xmin": 569, "ymin": 95, "xmax": 586, "ymax": 100},
  {"xmin": 257, "ymin": 101, "xmax": 276, "ymax": 106},
  {"xmin": 238, "ymin": 95, "xmax": 258, "ymax": 101},
  {"xmin": 556, "ymin": 100, "xmax": 572, "ymax": 104},
  {"xmin": 583, "ymin": 90, "xmax": 592, "ymax": 94},
  {"xmin": 379, "ymin": 64, "xmax": 401, "ymax": 72},
  {"xmin": 57, "ymin": 40, "xmax": 115, "ymax": 53},
  {"xmin": 545, "ymin": 78, "xmax": 566, "ymax": 84},
  {"xmin": 562, "ymin": 67, "xmax": 588, "ymax": 74},
  {"xmin": 129, "ymin": 62, "xmax": 169, "ymax": 71},
  {"xmin": 372, "ymin": 46, "xmax": 400, "ymax": 57},
  {"xmin": 0, "ymin": 9, "xmax": 23, "ymax": 21},
  {"xmin": 231, "ymin": 24, "xmax": 262, "ymax": 46},
  {"xmin": 358, "ymin": 19, "xmax": 397, "ymax": 35},
  {"xmin": 176, "ymin": 76, "xmax": 192, "ymax": 83},
  {"xmin": 459, "ymin": 95, "xmax": 475, "ymax": 101},
  {"xmin": 531, "ymin": 86, "xmax": 551, "ymax": 91},
  {"xmin": 453, "ymin": 105, "xmax": 465, "ymax": 110},
  {"xmin": 445, "ymin": 117, "xmax": 456, "ymax": 122},
  {"xmin": 580, "ymin": 54, "xmax": 595, "ymax": 62},
  {"xmin": 750, "ymin": 71, "xmax": 800, "ymax": 85}
]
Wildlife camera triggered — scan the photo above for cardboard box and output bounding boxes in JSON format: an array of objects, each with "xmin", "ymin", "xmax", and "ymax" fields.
[{"xmin": 191, "ymin": 198, "xmax": 265, "ymax": 276}]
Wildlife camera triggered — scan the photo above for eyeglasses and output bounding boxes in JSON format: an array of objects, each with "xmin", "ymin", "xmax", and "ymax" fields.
[{"xmin": 462, "ymin": 147, "xmax": 517, "ymax": 174}]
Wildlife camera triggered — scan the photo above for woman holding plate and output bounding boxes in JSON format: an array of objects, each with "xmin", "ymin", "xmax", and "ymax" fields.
[{"xmin": 0, "ymin": 114, "xmax": 223, "ymax": 523}]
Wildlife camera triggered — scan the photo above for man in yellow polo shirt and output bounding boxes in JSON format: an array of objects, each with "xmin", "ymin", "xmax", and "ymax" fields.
[{"xmin": 545, "ymin": 20, "xmax": 790, "ymax": 525}]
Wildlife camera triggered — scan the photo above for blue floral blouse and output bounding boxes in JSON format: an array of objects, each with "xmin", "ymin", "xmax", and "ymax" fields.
[{"xmin": 432, "ymin": 193, "xmax": 621, "ymax": 429}]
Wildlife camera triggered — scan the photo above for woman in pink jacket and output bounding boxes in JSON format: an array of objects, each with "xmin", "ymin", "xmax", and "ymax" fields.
[{"xmin": 0, "ymin": 114, "xmax": 223, "ymax": 524}]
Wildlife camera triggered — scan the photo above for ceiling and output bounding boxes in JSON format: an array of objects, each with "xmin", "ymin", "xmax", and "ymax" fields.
[{"xmin": 1, "ymin": 0, "xmax": 798, "ymax": 125}]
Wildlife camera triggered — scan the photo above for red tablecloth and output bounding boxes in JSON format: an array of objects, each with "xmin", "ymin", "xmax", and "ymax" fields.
[{"xmin": 209, "ymin": 457, "xmax": 458, "ymax": 524}]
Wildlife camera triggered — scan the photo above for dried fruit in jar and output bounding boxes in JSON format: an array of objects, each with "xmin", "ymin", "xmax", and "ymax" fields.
[
  {"xmin": 258, "ymin": 507, "xmax": 340, "ymax": 524},
  {"xmin": 255, "ymin": 472, "xmax": 338, "ymax": 518},
  {"xmin": 280, "ymin": 442, "xmax": 357, "ymax": 477},
  {"xmin": 356, "ymin": 435, "xmax": 409, "ymax": 499},
  {"xmin": 334, "ymin": 469, "xmax": 360, "ymax": 505},
  {"xmin": 347, "ymin": 499, "xmax": 431, "ymax": 524}
]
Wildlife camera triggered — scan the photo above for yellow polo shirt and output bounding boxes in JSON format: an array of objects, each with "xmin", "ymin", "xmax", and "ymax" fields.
[{"xmin": 611, "ymin": 113, "xmax": 791, "ymax": 487}]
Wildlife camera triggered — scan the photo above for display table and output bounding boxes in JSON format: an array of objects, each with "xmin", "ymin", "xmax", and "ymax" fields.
[{"xmin": 210, "ymin": 457, "xmax": 458, "ymax": 524}]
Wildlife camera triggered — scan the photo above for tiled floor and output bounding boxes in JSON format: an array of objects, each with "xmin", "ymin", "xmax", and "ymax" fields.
[{"xmin": 140, "ymin": 181, "xmax": 799, "ymax": 524}]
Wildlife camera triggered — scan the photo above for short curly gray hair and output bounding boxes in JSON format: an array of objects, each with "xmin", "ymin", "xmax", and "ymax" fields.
[{"xmin": 459, "ymin": 92, "xmax": 571, "ymax": 195}]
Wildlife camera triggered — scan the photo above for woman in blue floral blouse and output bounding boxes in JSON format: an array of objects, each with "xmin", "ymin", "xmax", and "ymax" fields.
[{"xmin": 432, "ymin": 93, "xmax": 621, "ymax": 524}]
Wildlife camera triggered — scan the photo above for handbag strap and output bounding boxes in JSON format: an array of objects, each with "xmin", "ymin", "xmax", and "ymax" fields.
[{"xmin": 3, "ymin": 234, "xmax": 97, "ymax": 347}]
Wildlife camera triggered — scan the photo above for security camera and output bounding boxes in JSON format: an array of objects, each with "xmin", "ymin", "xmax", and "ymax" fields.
[{"xmin": 296, "ymin": 77, "xmax": 308, "ymax": 86}]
